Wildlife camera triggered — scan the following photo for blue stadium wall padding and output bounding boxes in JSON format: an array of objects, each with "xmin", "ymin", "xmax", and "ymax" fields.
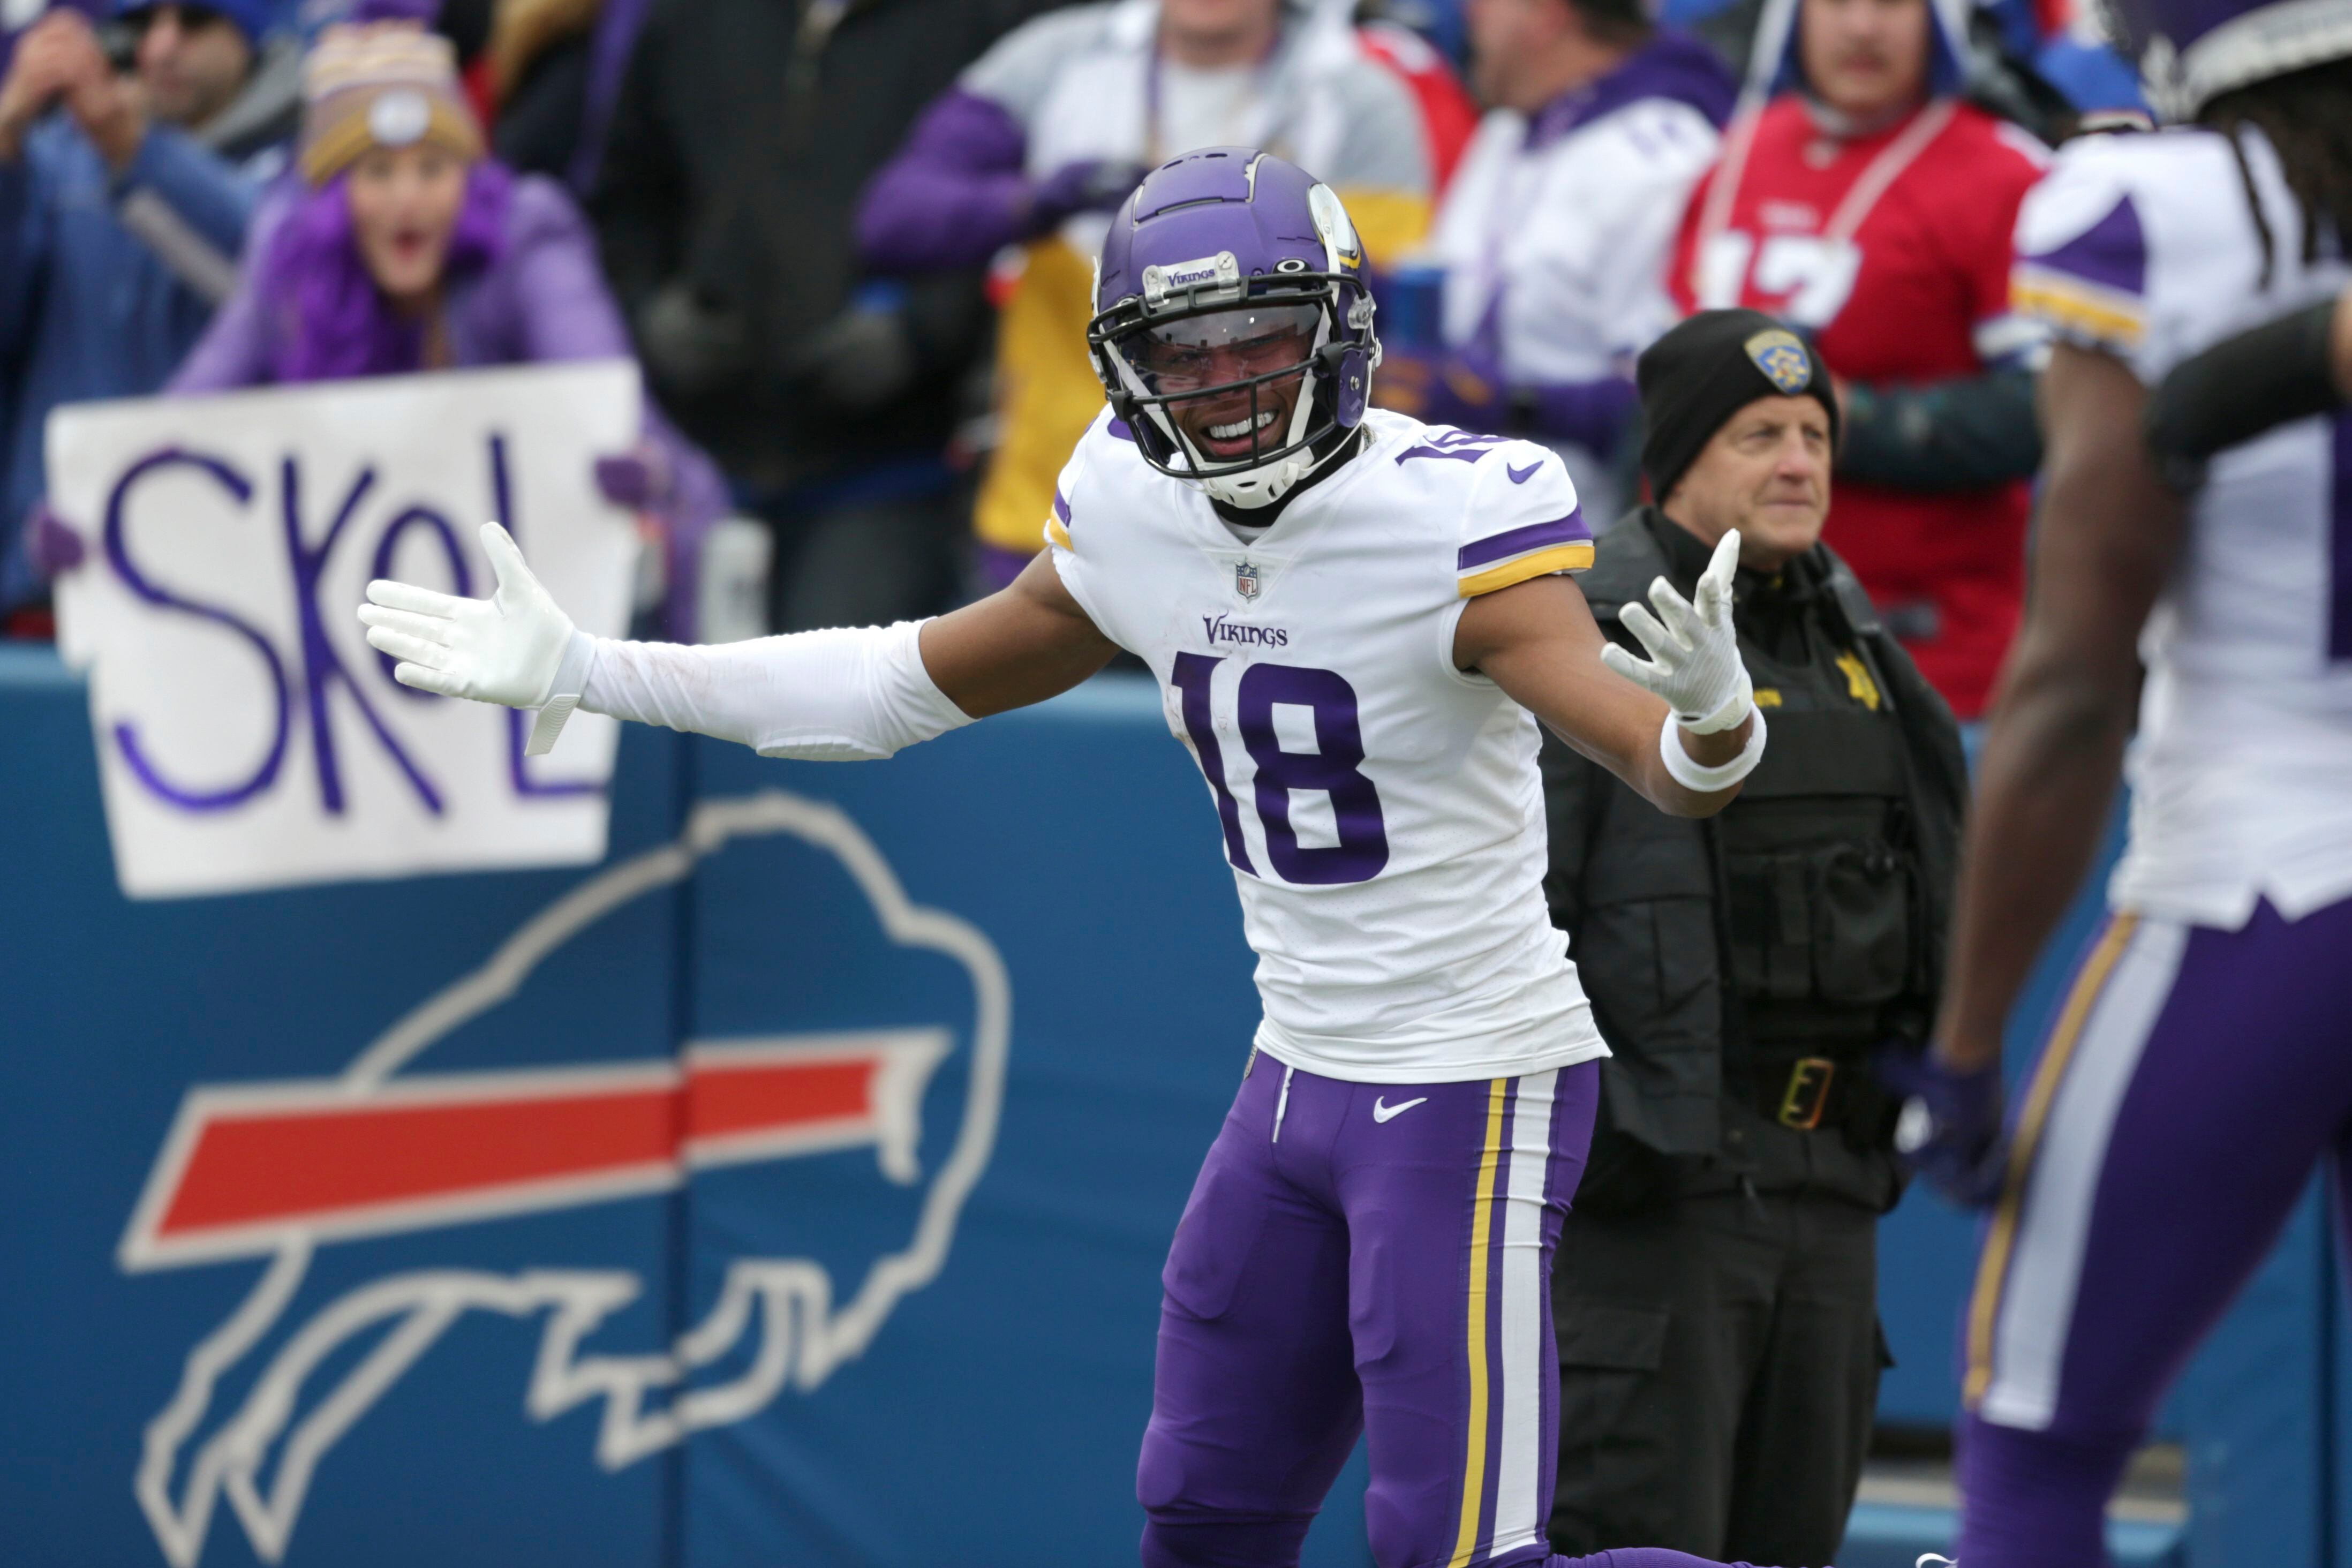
[
  {"xmin": 0, "ymin": 646, "xmax": 681, "ymax": 1568},
  {"xmin": 0, "ymin": 655, "xmax": 1377, "ymax": 1568}
]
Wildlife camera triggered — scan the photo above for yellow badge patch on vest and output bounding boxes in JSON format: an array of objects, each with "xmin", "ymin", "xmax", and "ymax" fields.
[
  {"xmin": 1745, "ymin": 329, "xmax": 1813, "ymax": 394},
  {"xmin": 1835, "ymin": 651, "xmax": 1882, "ymax": 711}
]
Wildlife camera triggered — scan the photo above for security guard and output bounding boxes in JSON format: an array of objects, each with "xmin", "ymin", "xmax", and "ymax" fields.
[{"xmin": 1542, "ymin": 309, "xmax": 1966, "ymax": 1566}]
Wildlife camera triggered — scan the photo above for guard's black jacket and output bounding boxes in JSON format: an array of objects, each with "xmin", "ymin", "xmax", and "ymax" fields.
[{"xmin": 1542, "ymin": 509, "xmax": 1967, "ymax": 1211}]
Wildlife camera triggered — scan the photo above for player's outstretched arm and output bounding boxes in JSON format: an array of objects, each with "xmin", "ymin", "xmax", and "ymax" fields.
[
  {"xmin": 359, "ymin": 523, "xmax": 1119, "ymax": 759},
  {"xmin": 918, "ymin": 548, "xmax": 1123, "ymax": 717},
  {"xmin": 1455, "ymin": 534, "xmax": 1761, "ymax": 819},
  {"xmin": 1935, "ymin": 345, "xmax": 2187, "ymax": 1075}
]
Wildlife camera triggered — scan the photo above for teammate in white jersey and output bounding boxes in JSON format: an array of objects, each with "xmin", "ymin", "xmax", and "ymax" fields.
[
  {"xmin": 359, "ymin": 148, "xmax": 1773, "ymax": 1568},
  {"xmin": 1881, "ymin": 8, "xmax": 2352, "ymax": 1563}
]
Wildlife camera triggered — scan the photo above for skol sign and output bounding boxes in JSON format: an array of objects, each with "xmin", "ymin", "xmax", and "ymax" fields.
[{"xmin": 49, "ymin": 361, "xmax": 643, "ymax": 899}]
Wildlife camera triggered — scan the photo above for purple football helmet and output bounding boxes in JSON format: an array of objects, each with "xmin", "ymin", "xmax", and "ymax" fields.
[
  {"xmin": 1087, "ymin": 147, "xmax": 1378, "ymax": 509},
  {"xmin": 2098, "ymin": 0, "xmax": 2352, "ymax": 115}
]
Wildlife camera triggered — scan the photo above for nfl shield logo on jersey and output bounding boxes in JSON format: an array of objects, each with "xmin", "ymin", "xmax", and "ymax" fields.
[{"xmin": 1235, "ymin": 561, "xmax": 1262, "ymax": 602}]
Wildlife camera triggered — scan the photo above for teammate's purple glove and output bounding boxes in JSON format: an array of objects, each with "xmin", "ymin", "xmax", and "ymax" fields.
[
  {"xmin": 1026, "ymin": 159, "xmax": 1147, "ymax": 235},
  {"xmin": 22, "ymin": 499, "xmax": 84, "ymax": 579},
  {"xmin": 1378, "ymin": 347, "xmax": 1508, "ymax": 432},
  {"xmin": 1877, "ymin": 1047, "xmax": 2008, "ymax": 1208},
  {"xmin": 594, "ymin": 447, "xmax": 672, "ymax": 511}
]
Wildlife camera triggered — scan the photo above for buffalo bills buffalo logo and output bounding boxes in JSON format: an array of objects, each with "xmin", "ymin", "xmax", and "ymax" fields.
[{"xmin": 119, "ymin": 792, "xmax": 1010, "ymax": 1567}]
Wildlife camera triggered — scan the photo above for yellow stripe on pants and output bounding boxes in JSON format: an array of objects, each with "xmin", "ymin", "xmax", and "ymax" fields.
[
  {"xmin": 1963, "ymin": 914, "xmax": 2140, "ymax": 1407},
  {"xmin": 1449, "ymin": 1080, "xmax": 1510, "ymax": 1567}
]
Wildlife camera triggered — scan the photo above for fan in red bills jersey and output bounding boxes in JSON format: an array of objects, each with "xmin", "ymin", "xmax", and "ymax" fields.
[{"xmin": 1668, "ymin": 0, "xmax": 2049, "ymax": 720}]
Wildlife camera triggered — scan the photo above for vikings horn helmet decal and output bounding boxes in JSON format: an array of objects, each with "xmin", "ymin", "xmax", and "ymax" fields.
[
  {"xmin": 2096, "ymin": 0, "xmax": 2352, "ymax": 116},
  {"xmin": 1087, "ymin": 147, "xmax": 1380, "ymax": 510}
]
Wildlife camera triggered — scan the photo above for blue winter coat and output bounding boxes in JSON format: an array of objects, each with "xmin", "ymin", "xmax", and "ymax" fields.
[{"xmin": 0, "ymin": 115, "xmax": 265, "ymax": 612}]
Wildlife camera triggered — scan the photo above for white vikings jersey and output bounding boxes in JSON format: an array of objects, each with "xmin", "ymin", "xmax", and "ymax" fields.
[
  {"xmin": 1429, "ymin": 103, "xmax": 1716, "ymax": 384},
  {"xmin": 1422, "ymin": 84, "xmax": 1721, "ymax": 523},
  {"xmin": 2014, "ymin": 126, "xmax": 2352, "ymax": 928},
  {"xmin": 1045, "ymin": 408, "xmax": 1609, "ymax": 1082}
]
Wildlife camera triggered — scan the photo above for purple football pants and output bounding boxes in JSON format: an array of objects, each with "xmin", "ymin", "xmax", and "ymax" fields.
[
  {"xmin": 1139, "ymin": 1053, "xmax": 1667, "ymax": 1568},
  {"xmin": 1956, "ymin": 896, "xmax": 2352, "ymax": 1567}
]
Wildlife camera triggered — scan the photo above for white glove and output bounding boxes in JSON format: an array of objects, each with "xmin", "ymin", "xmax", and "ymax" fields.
[
  {"xmin": 1599, "ymin": 527, "xmax": 1754, "ymax": 733},
  {"xmin": 358, "ymin": 522, "xmax": 584, "ymax": 752}
]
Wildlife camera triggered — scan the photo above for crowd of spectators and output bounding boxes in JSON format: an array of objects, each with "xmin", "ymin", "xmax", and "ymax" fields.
[{"xmin": 0, "ymin": 0, "xmax": 2150, "ymax": 725}]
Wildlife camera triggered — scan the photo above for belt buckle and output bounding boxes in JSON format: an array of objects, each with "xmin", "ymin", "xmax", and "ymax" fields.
[{"xmin": 1777, "ymin": 1057, "xmax": 1836, "ymax": 1130}]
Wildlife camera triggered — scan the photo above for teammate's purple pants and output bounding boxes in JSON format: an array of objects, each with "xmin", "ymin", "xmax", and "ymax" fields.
[
  {"xmin": 1138, "ymin": 1053, "xmax": 1646, "ymax": 1568},
  {"xmin": 1956, "ymin": 896, "xmax": 2352, "ymax": 1567}
]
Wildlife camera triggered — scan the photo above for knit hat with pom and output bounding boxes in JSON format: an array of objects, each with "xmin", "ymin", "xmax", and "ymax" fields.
[{"xmin": 297, "ymin": 21, "xmax": 482, "ymax": 187}]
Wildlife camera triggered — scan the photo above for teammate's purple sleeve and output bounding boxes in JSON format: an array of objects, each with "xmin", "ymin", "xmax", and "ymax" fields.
[
  {"xmin": 856, "ymin": 88, "xmax": 1032, "ymax": 273},
  {"xmin": 1522, "ymin": 374, "xmax": 1642, "ymax": 456}
]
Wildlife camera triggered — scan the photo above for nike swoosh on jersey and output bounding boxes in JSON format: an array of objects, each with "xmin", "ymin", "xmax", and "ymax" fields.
[
  {"xmin": 1506, "ymin": 462, "xmax": 1542, "ymax": 485},
  {"xmin": 1371, "ymin": 1096, "xmax": 1429, "ymax": 1123}
]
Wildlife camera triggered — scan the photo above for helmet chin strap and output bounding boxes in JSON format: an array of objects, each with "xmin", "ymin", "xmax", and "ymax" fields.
[
  {"xmin": 1200, "ymin": 419, "xmax": 1360, "ymax": 510},
  {"xmin": 1199, "ymin": 450, "xmax": 1315, "ymax": 510}
]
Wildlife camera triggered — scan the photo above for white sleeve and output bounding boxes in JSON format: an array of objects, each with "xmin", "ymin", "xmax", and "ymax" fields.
[
  {"xmin": 1580, "ymin": 104, "xmax": 1722, "ymax": 362},
  {"xmin": 578, "ymin": 619, "xmax": 975, "ymax": 761}
]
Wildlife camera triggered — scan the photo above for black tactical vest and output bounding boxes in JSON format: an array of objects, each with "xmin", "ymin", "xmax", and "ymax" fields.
[{"xmin": 1716, "ymin": 593, "xmax": 1926, "ymax": 1062}]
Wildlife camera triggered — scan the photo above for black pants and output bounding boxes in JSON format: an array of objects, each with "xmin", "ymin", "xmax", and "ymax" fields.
[{"xmin": 1547, "ymin": 1188, "xmax": 1883, "ymax": 1567}]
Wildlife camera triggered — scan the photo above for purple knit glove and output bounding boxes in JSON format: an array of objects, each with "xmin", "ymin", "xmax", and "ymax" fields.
[
  {"xmin": 594, "ymin": 449, "xmax": 670, "ymax": 510},
  {"xmin": 23, "ymin": 500, "xmax": 85, "ymax": 579},
  {"xmin": 1378, "ymin": 346, "xmax": 1508, "ymax": 432},
  {"xmin": 1877, "ymin": 1047, "xmax": 2009, "ymax": 1208},
  {"xmin": 1026, "ymin": 160, "xmax": 1147, "ymax": 235}
]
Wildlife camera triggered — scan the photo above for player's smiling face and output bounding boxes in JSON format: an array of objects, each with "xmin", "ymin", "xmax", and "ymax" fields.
[{"xmin": 1133, "ymin": 303, "xmax": 1320, "ymax": 465}]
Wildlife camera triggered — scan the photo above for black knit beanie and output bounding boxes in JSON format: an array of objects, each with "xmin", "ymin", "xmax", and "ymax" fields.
[{"xmin": 1637, "ymin": 309, "xmax": 1840, "ymax": 506}]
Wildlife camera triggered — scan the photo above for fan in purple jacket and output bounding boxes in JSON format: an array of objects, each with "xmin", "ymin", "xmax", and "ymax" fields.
[{"xmin": 166, "ymin": 19, "xmax": 726, "ymax": 637}]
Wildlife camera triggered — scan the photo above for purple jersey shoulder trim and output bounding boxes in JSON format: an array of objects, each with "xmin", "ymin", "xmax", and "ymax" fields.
[
  {"xmin": 1458, "ymin": 512, "xmax": 1589, "ymax": 572},
  {"xmin": 2021, "ymin": 192, "xmax": 2146, "ymax": 299},
  {"xmin": 1052, "ymin": 488, "xmax": 1072, "ymax": 522},
  {"xmin": 1107, "ymin": 418, "xmax": 1135, "ymax": 442}
]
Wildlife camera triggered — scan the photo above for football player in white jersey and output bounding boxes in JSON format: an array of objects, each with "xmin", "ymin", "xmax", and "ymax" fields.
[
  {"xmin": 359, "ymin": 148, "xmax": 1774, "ymax": 1568},
  {"xmin": 1881, "ymin": 6, "xmax": 2352, "ymax": 1564}
]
